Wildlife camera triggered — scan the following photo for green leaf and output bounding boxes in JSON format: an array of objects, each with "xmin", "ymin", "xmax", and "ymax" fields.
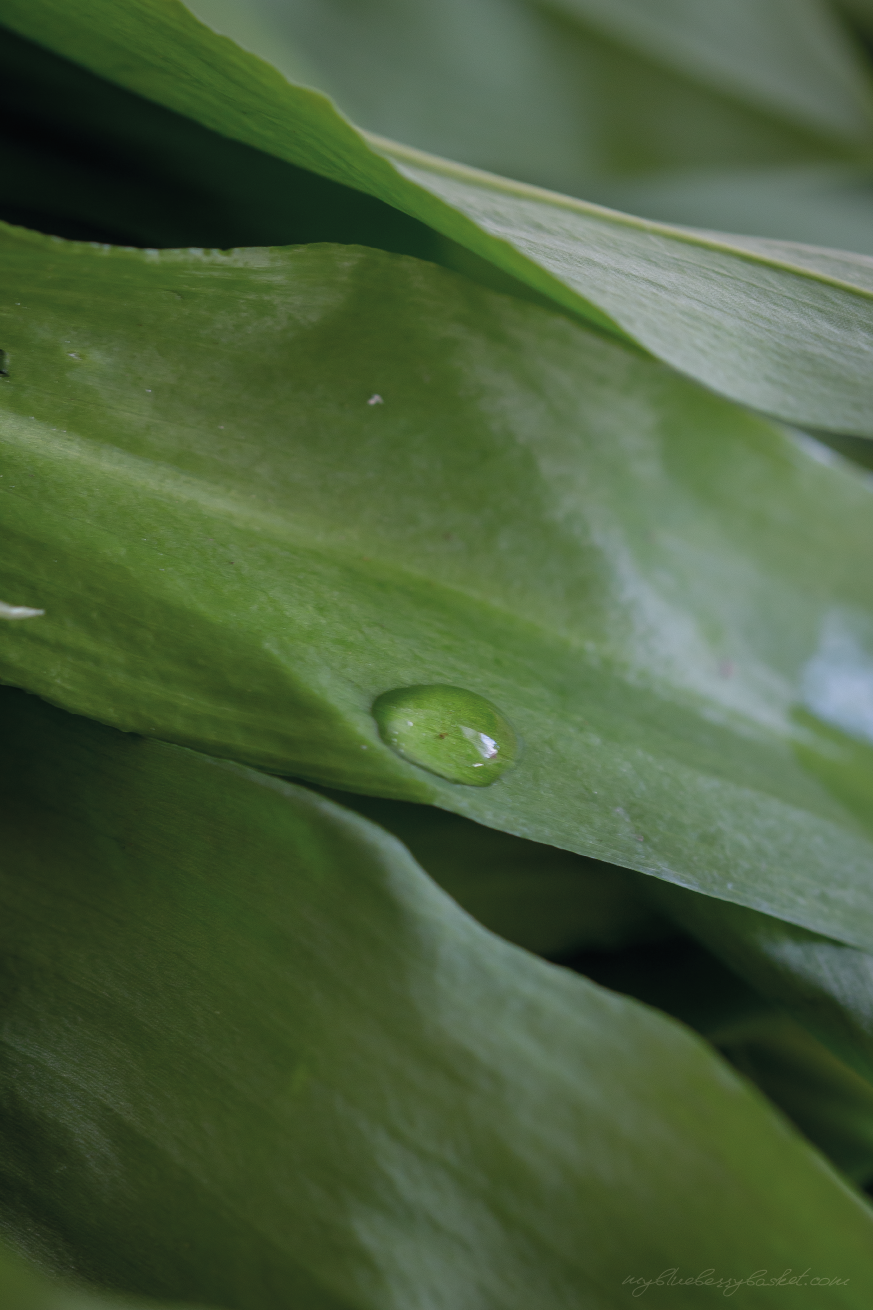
[
  {"xmin": 6, "ymin": 0, "xmax": 873, "ymax": 431},
  {"xmin": 2, "ymin": 685, "xmax": 873, "ymax": 1307},
  {"xmin": 0, "ymin": 22, "xmax": 440, "ymax": 253},
  {"xmin": 7, "ymin": 231, "xmax": 873, "ymax": 947},
  {"xmin": 186, "ymin": 0, "xmax": 864, "ymax": 190}
]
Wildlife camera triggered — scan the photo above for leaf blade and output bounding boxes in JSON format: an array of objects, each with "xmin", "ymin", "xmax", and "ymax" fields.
[{"xmin": 2, "ymin": 686, "xmax": 873, "ymax": 1306}]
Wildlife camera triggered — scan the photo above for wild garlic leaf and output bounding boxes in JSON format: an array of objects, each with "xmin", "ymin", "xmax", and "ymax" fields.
[
  {"xmin": 5, "ymin": 232, "xmax": 873, "ymax": 947},
  {"xmin": 185, "ymin": 0, "xmax": 866, "ymax": 193},
  {"xmin": 2, "ymin": 685, "xmax": 873, "ymax": 1308},
  {"xmin": 565, "ymin": 928, "xmax": 873, "ymax": 1186},
  {"xmin": 6, "ymin": 0, "xmax": 873, "ymax": 431}
]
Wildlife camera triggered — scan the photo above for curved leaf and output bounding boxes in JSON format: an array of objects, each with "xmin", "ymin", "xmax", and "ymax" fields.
[
  {"xmin": 6, "ymin": 233, "xmax": 873, "ymax": 946},
  {"xmin": 563, "ymin": 929, "xmax": 873, "ymax": 1185},
  {"xmin": 6, "ymin": 0, "xmax": 873, "ymax": 430},
  {"xmin": 1, "ymin": 685, "xmax": 873, "ymax": 1307},
  {"xmin": 186, "ymin": 0, "xmax": 861, "ymax": 192}
]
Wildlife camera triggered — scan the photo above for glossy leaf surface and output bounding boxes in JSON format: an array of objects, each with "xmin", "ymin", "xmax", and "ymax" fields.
[
  {"xmin": 6, "ymin": 232, "xmax": 873, "ymax": 947},
  {"xmin": 5, "ymin": 0, "xmax": 873, "ymax": 431},
  {"xmin": 1, "ymin": 686, "xmax": 873, "ymax": 1307}
]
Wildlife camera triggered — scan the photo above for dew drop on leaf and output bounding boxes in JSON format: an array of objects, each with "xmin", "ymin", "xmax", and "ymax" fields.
[{"xmin": 372, "ymin": 685, "xmax": 518, "ymax": 786}]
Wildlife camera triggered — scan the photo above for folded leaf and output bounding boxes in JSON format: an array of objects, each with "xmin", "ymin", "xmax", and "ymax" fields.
[
  {"xmin": 2, "ymin": 685, "xmax": 873, "ymax": 1306},
  {"xmin": 6, "ymin": 0, "xmax": 873, "ymax": 431},
  {"xmin": 5, "ymin": 231, "xmax": 873, "ymax": 947}
]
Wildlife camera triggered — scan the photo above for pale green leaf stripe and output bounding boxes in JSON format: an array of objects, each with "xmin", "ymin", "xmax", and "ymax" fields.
[
  {"xmin": 2, "ymin": 685, "xmax": 873, "ymax": 1308},
  {"xmin": 585, "ymin": 163, "xmax": 873, "ymax": 257},
  {"xmin": 5, "ymin": 0, "xmax": 873, "ymax": 431},
  {"xmin": 5, "ymin": 234, "xmax": 873, "ymax": 950}
]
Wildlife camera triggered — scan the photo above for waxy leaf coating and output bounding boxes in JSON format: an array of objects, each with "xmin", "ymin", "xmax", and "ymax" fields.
[{"xmin": 4, "ymin": 231, "xmax": 873, "ymax": 950}]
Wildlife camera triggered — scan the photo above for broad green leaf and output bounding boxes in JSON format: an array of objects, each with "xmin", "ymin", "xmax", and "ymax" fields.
[
  {"xmin": 7, "ymin": 0, "xmax": 873, "ymax": 431},
  {"xmin": 7, "ymin": 232, "xmax": 873, "ymax": 948},
  {"xmin": 186, "ymin": 0, "xmax": 857, "ymax": 194},
  {"xmin": 2, "ymin": 685, "xmax": 873, "ymax": 1307}
]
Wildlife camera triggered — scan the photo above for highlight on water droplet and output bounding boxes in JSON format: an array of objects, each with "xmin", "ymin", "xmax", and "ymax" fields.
[{"xmin": 372, "ymin": 684, "xmax": 518, "ymax": 786}]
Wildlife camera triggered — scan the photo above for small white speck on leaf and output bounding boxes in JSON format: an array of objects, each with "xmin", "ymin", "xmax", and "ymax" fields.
[
  {"xmin": 367, "ymin": 394, "xmax": 384, "ymax": 405},
  {"xmin": 0, "ymin": 600, "xmax": 44, "ymax": 619}
]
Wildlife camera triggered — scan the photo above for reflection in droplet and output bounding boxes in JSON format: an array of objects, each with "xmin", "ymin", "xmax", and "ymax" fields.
[{"xmin": 372, "ymin": 685, "xmax": 518, "ymax": 786}]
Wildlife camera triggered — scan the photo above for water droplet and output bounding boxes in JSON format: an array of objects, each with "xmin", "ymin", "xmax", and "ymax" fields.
[{"xmin": 372, "ymin": 685, "xmax": 518, "ymax": 786}]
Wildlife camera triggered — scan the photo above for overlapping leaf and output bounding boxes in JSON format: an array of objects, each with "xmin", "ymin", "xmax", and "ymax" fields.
[
  {"xmin": 7, "ymin": 0, "xmax": 873, "ymax": 431},
  {"xmin": 1, "ymin": 686, "xmax": 872, "ymax": 1307},
  {"xmin": 186, "ymin": 0, "xmax": 869, "ymax": 190},
  {"xmin": 6, "ymin": 230, "xmax": 873, "ymax": 947}
]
